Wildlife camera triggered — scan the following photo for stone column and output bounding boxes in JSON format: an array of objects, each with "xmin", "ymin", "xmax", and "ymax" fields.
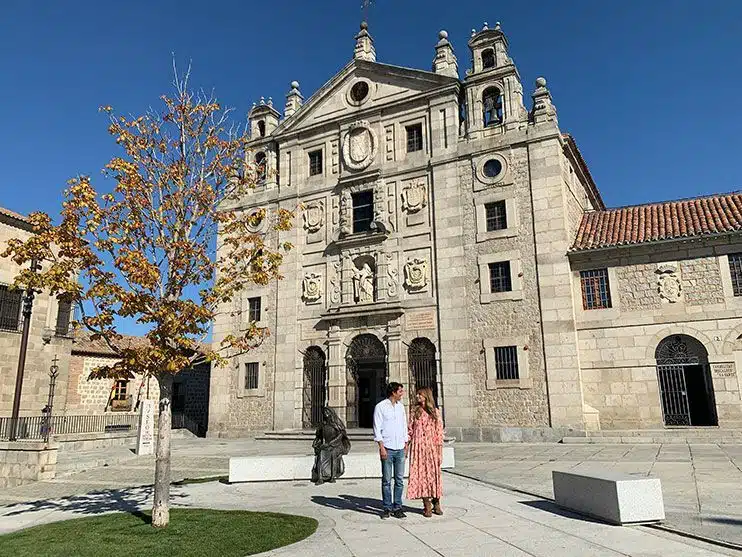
[
  {"xmin": 326, "ymin": 322, "xmax": 346, "ymax": 420},
  {"xmin": 386, "ymin": 320, "xmax": 404, "ymax": 386}
]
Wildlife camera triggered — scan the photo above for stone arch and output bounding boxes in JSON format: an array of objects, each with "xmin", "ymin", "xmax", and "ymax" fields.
[
  {"xmin": 345, "ymin": 333, "xmax": 387, "ymax": 428},
  {"xmin": 482, "ymin": 86, "xmax": 504, "ymax": 127},
  {"xmin": 721, "ymin": 323, "xmax": 742, "ymax": 355},
  {"xmin": 644, "ymin": 326, "xmax": 717, "ymax": 360},
  {"xmin": 255, "ymin": 151, "xmax": 266, "ymax": 182},
  {"xmin": 481, "ymin": 48, "xmax": 496, "ymax": 70}
]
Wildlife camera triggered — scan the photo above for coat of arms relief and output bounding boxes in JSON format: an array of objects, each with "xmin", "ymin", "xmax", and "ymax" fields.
[
  {"xmin": 403, "ymin": 257, "xmax": 429, "ymax": 291},
  {"xmin": 342, "ymin": 121, "xmax": 378, "ymax": 171},
  {"xmin": 656, "ymin": 264, "xmax": 682, "ymax": 303},
  {"xmin": 302, "ymin": 201, "xmax": 324, "ymax": 233},
  {"xmin": 302, "ymin": 272, "xmax": 323, "ymax": 303},
  {"xmin": 401, "ymin": 183, "xmax": 427, "ymax": 214}
]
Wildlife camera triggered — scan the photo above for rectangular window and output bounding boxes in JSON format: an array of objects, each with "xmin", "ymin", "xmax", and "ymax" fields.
[
  {"xmin": 308, "ymin": 150, "xmax": 323, "ymax": 176},
  {"xmin": 406, "ymin": 123, "xmax": 423, "ymax": 153},
  {"xmin": 55, "ymin": 296, "xmax": 73, "ymax": 336},
  {"xmin": 248, "ymin": 297, "xmax": 262, "ymax": 322},
  {"xmin": 172, "ymin": 382, "xmax": 186, "ymax": 412},
  {"xmin": 113, "ymin": 380, "xmax": 128, "ymax": 401},
  {"xmin": 485, "ymin": 201, "xmax": 507, "ymax": 232},
  {"xmin": 494, "ymin": 346, "xmax": 519, "ymax": 380},
  {"xmin": 245, "ymin": 362, "xmax": 260, "ymax": 390},
  {"xmin": 488, "ymin": 261, "xmax": 512, "ymax": 293},
  {"xmin": 580, "ymin": 269, "xmax": 612, "ymax": 309},
  {"xmin": 0, "ymin": 285, "xmax": 22, "ymax": 332},
  {"xmin": 729, "ymin": 254, "xmax": 742, "ymax": 296},
  {"xmin": 352, "ymin": 190, "xmax": 374, "ymax": 233}
]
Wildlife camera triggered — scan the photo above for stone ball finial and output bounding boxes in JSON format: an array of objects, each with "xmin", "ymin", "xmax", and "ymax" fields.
[
  {"xmin": 439, "ymin": 30, "xmax": 448, "ymax": 40},
  {"xmin": 259, "ymin": 96, "xmax": 265, "ymax": 105},
  {"xmin": 495, "ymin": 21, "xmax": 502, "ymax": 30},
  {"xmin": 483, "ymin": 21, "xmax": 489, "ymax": 30},
  {"xmin": 290, "ymin": 80, "xmax": 300, "ymax": 90},
  {"xmin": 267, "ymin": 97, "xmax": 273, "ymax": 106},
  {"xmin": 536, "ymin": 77, "xmax": 547, "ymax": 88},
  {"xmin": 360, "ymin": 21, "xmax": 368, "ymax": 30},
  {"xmin": 471, "ymin": 28, "xmax": 477, "ymax": 37}
]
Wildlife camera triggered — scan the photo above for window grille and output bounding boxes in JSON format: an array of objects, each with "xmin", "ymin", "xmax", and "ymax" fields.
[
  {"xmin": 485, "ymin": 201, "xmax": 507, "ymax": 231},
  {"xmin": 494, "ymin": 346, "xmax": 519, "ymax": 380},
  {"xmin": 245, "ymin": 362, "xmax": 260, "ymax": 390},
  {"xmin": 406, "ymin": 124, "xmax": 423, "ymax": 152},
  {"xmin": 580, "ymin": 269, "xmax": 611, "ymax": 309},
  {"xmin": 488, "ymin": 261, "xmax": 512, "ymax": 293}
]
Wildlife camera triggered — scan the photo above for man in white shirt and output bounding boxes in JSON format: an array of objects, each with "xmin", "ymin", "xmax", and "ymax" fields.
[{"xmin": 372, "ymin": 382, "xmax": 408, "ymax": 519}]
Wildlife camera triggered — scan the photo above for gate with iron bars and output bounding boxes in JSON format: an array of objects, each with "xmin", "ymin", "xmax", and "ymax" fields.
[
  {"xmin": 302, "ymin": 346, "xmax": 327, "ymax": 429},
  {"xmin": 408, "ymin": 338, "xmax": 439, "ymax": 406}
]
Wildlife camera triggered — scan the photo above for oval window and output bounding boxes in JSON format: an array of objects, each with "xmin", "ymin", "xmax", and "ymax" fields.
[
  {"xmin": 483, "ymin": 159, "xmax": 503, "ymax": 178},
  {"xmin": 350, "ymin": 81, "xmax": 370, "ymax": 103}
]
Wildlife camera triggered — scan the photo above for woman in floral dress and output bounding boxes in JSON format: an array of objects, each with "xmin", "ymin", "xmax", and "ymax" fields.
[{"xmin": 406, "ymin": 387, "xmax": 444, "ymax": 517}]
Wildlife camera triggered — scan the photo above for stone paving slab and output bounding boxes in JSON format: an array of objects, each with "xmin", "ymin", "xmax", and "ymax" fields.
[{"xmin": 0, "ymin": 474, "xmax": 735, "ymax": 556}]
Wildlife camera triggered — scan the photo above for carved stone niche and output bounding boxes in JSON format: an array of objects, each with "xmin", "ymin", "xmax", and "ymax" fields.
[
  {"xmin": 400, "ymin": 180, "xmax": 427, "ymax": 227},
  {"xmin": 302, "ymin": 271, "xmax": 323, "ymax": 304},
  {"xmin": 656, "ymin": 264, "xmax": 682, "ymax": 304},
  {"xmin": 403, "ymin": 257, "xmax": 429, "ymax": 292},
  {"xmin": 302, "ymin": 200, "xmax": 324, "ymax": 244},
  {"xmin": 350, "ymin": 255, "xmax": 376, "ymax": 304}
]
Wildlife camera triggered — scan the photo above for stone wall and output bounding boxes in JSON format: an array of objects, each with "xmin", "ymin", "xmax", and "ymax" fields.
[
  {"xmin": 0, "ymin": 441, "xmax": 57, "ymax": 488},
  {"xmin": 681, "ymin": 257, "xmax": 725, "ymax": 306}
]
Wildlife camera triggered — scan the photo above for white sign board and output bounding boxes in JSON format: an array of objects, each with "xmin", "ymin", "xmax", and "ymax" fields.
[{"xmin": 136, "ymin": 399, "xmax": 155, "ymax": 456}]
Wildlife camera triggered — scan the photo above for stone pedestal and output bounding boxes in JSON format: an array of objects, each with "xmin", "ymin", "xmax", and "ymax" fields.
[{"xmin": 136, "ymin": 399, "xmax": 155, "ymax": 456}]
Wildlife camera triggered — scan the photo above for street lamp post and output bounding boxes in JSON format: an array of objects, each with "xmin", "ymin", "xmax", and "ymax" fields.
[
  {"xmin": 8, "ymin": 259, "xmax": 41, "ymax": 442},
  {"xmin": 42, "ymin": 355, "xmax": 59, "ymax": 443}
]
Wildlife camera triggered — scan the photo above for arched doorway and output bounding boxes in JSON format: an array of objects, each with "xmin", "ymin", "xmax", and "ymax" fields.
[
  {"xmin": 302, "ymin": 346, "xmax": 327, "ymax": 429},
  {"xmin": 408, "ymin": 338, "xmax": 438, "ymax": 405},
  {"xmin": 346, "ymin": 334, "xmax": 387, "ymax": 428},
  {"xmin": 655, "ymin": 335, "xmax": 717, "ymax": 426}
]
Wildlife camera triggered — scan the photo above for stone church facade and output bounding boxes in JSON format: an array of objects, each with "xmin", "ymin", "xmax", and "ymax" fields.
[{"xmin": 208, "ymin": 22, "xmax": 742, "ymax": 440}]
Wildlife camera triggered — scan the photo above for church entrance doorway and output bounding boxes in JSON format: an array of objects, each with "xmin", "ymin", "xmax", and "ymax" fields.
[
  {"xmin": 655, "ymin": 335, "xmax": 717, "ymax": 427},
  {"xmin": 346, "ymin": 334, "xmax": 387, "ymax": 428}
]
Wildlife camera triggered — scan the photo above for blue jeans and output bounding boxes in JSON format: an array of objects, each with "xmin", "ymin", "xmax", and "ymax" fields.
[{"xmin": 381, "ymin": 448, "xmax": 405, "ymax": 511}]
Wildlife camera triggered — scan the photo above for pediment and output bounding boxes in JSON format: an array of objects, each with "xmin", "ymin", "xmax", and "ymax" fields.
[{"xmin": 274, "ymin": 60, "xmax": 458, "ymax": 136}]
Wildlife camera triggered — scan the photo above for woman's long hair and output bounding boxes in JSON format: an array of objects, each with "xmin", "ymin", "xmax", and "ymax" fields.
[{"xmin": 414, "ymin": 387, "xmax": 437, "ymax": 420}]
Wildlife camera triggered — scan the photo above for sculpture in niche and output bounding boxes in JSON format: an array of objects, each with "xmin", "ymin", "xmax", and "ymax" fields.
[
  {"xmin": 401, "ymin": 182, "xmax": 427, "ymax": 214},
  {"xmin": 352, "ymin": 261, "xmax": 375, "ymax": 303},
  {"xmin": 342, "ymin": 121, "xmax": 378, "ymax": 171},
  {"xmin": 302, "ymin": 201, "xmax": 324, "ymax": 233},
  {"xmin": 403, "ymin": 258, "xmax": 428, "ymax": 291},
  {"xmin": 656, "ymin": 264, "xmax": 682, "ymax": 303},
  {"xmin": 302, "ymin": 272, "xmax": 322, "ymax": 303}
]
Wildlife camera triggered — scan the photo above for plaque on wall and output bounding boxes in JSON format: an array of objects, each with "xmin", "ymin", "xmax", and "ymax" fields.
[
  {"xmin": 712, "ymin": 363, "xmax": 736, "ymax": 378},
  {"xmin": 406, "ymin": 311, "xmax": 436, "ymax": 330}
]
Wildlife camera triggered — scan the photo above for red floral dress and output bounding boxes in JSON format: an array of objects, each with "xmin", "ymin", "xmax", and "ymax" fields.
[{"xmin": 406, "ymin": 408, "xmax": 444, "ymax": 499}]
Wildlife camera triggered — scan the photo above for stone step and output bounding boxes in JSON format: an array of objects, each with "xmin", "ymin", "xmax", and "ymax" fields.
[
  {"xmin": 562, "ymin": 435, "xmax": 742, "ymax": 445},
  {"xmin": 589, "ymin": 428, "xmax": 742, "ymax": 438},
  {"xmin": 256, "ymin": 429, "xmax": 456, "ymax": 443},
  {"xmin": 55, "ymin": 446, "xmax": 141, "ymax": 477}
]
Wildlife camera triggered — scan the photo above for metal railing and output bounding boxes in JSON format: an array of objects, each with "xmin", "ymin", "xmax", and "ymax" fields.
[{"xmin": 0, "ymin": 413, "xmax": 140, "ymax": 442}]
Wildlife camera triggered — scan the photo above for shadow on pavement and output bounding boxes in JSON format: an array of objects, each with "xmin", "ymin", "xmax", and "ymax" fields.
[
  {"xmin": 519, "ymin": 500, "xmax": 608, "ymax": 525},
  {"xmin": 311, "ymin": 494, "xmax": 419, "ymax": 516},
  {"xmin": 0, "ymin": 485, "xmax": 188, "ymax": 519}
]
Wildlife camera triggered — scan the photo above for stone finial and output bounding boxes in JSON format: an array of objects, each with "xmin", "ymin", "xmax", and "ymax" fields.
[
  {"xmin": 531, "ymin": 76, "xmax": 558, "ymax": 125},
  {"xmin": 354, "ymin": 21, "xmax": 376, "ymax": 62},
  {"xmin": 259, "ymin": 96, "xmax": 265, "ymax": 105},
  {"xmin": 482, "ymin": 21, "xmax": 489, "ymax": 30},
  {"xmin": 495, "ymin": 21, "xmax": 502, "ymax": 31},
  {"xmin": 432, "ymin": 29, "xmax": 458, "ymax": 78},
  {"xmin": 267, "ymin": 97, "xmax": 273, "ymax": 107},
  {"xmin": 284, "ymin": 80, "xmax": 304, "ymax": 119},
  {"xmin": 471, "ymin": 28, "xmax": 476, "ymax": 37}
]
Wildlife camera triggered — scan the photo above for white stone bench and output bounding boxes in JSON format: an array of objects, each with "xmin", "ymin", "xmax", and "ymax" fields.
[
  {"xmin": 229, "ymin": 446, "xmax": 455, "ymax": 483},
  {"xmin": 552, "ymin": 470, "xmax": 665, "ymax": 525}
]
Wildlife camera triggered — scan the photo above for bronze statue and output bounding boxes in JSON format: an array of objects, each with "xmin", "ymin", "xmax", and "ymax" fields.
[{"xmin": 311, "ymin": 406, "xmax": 351, "ymax": 484}]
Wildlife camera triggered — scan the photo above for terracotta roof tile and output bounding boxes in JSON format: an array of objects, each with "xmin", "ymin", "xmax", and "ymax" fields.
[{"xmin": 571, "ymin": 192, "xmax": 742, "ymax": 251}]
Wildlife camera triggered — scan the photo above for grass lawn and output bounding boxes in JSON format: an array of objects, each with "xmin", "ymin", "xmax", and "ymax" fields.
[{"xmin": 0, "ymin": 508, "xmax": 318, "ymax": 557}]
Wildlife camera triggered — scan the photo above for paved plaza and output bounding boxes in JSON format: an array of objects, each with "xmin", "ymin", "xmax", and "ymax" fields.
[{"xmin": 0, "ymin": 439, "xmax": 741, "ymax": 555}]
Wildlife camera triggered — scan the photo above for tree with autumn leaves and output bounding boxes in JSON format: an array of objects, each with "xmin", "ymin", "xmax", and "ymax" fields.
[{"xmin": 2, "ymin": 68, "xmax": 292, "ymax": 528}]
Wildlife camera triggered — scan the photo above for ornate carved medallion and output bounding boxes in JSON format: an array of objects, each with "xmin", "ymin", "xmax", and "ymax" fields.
[
  {"xmin": 302, "ymin": 201, "xmax": 324, "ymax": 233},
  {"xmin": 403, "ymin": 257, "xmax": 428, "ymax": 291},
  {"xmin": 342, "ymin": 121, "xmax": 377, "ymax": 171},
  {"xmin": 302, "ymin": 272, "xmax": 322, "ymax": 303},
  {"xmin": 401, "ymin": 182, "xmax": 427, "ymax": 214},
  {"xmin": 245, "ymin": 208, "xmax": 267, "ymax": 234},
  {"xmin": 656, "ymin": 265, "xmax": 682, "ymax": 303}
]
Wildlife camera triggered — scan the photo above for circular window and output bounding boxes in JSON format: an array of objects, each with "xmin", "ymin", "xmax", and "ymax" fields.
[
  {"xmin": 350, "ymin": 81, "xmax": 369, "ymax": 103},
  {"xmin": 483, "ymin": 159, "xmax": 503, "ymax": 178}
]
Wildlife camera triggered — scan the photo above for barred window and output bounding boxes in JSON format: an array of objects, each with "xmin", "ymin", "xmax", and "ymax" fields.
[
  {"xmin": 55, "ymin": 295, "xmax": 73, "ymax": 336},
  {"xmin": 580, "ymin": 269, "xmax": 611, "ymax": 309},
  {"xmin": 494, "ymin": 346, "xmax": 519, "ymax": 380},
  {"xmin": 729, "ymin": 254, "xmax": 742, "ymax": 296},
  {"xmin": 0, "ymin": 285, "xmax": 22, "ymax": 332},
  {"xmin": 248, "ymin": 297, "xmax": 261, "ymax": 322},
  {"xmin": 406, "ymin": 123, "xmax": 423, "ymax": 153},
  {"xmin": 308, "ymin": 150, "xmax": 323, "ymax": 176},
  {"xmin": 245, "ymin": 362, "xmax": 260, "ymax": 390},
  {"xmin": 488, "ymin": 261, "xmax": 512, "ymax": 293},
  {"xmin": 485, "ymin": 201, "xmax": 507, "ymax": 231},
  {"xmin": 352, "ymin": 190, "xmax": 374, "ymax": 233}
]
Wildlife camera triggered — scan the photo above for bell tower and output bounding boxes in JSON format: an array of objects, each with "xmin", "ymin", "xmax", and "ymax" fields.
[{"xmin": 463, "ymin": 22, "xmax": 527, "ymax": 137}]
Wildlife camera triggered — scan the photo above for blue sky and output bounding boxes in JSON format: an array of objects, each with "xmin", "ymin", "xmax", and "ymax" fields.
[{"xmin": 1, "ymin": 0, "xmax": 740, "ymax": 217}]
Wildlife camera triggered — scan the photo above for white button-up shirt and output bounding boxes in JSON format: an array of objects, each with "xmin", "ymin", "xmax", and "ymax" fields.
[{"xmin": 373, "ymin": 398, "xmax": 408, "ymax": 450}]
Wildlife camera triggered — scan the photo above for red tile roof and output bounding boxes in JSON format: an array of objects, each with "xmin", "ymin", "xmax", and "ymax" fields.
[
  {"xmin": 72, "ymin": 331, "xmax": 152, "ymax": 356},
  {"xmin": 571, "ymin": 191, "xmax": 742, "ymax": 252},
  {"xmin": 0, "ymin": 206, "xmax": 33, "ymax": 231}
]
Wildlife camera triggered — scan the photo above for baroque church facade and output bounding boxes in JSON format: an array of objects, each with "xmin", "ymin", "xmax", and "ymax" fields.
[{"xmin": 208, "ymin": 22, "xmax": 742, "ymax": 440}]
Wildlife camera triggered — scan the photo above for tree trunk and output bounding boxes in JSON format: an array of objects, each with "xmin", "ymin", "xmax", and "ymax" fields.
[{"xmin": 152, "ymin": 373, "xmax": 173, "ymax": 528}]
